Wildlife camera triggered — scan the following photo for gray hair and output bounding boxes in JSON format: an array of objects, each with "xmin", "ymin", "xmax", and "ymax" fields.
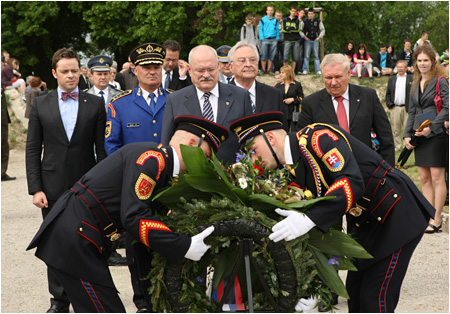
[
  {"xmin": 188, "ymin": 45, "xmax": 218, "ymax": 65},
  {"xmin": 396, "ymin": 59, "xmax": 407, "ymax": 67},
  {"xmin": 228, "ymin": 41, "xmax": 260, "ymax": 64},
  {"xmin": 320, "ymin": 53, "xmax": 350, "ymax": 73}
]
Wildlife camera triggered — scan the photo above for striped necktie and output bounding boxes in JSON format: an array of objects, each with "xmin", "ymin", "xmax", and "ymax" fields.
[
  {"xmin": 203, "ymin": 92, "xmax": 214, "ymax": 121},
  {"xmin": 251, "ymin": 98, "xmax": 256, "ymax": 113}
]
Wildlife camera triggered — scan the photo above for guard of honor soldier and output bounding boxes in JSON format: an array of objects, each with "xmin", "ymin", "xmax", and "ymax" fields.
[
  {"xmin": 27, "ymin": 115, "xmax": 229, "ymax": 312},
  {"xmin": 105, "ymin": 43, "xmax": 173, "ymax": 155},
  {"xmin": 230, "ymin": 111, "xmax": 435, "ymax": 313},
  {"xmin": 85, "ymin": 55, "xmax": 122, "ymax": 111}
]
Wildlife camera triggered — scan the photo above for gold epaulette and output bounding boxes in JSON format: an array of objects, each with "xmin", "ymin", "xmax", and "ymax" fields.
[
  {"xmin": 165, "ymin": 88, "xmax": 175, "ymax": 94},
  {"xmin": 111, "ymin": 90, "xmax": 132, "ymax": 103}
]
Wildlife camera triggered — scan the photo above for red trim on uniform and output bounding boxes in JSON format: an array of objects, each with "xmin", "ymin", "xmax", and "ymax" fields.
[
  {"xmin": 371, "ymin": 189, "xmax": 394, "ymax": 214},
  {"xmin": 77, "ymin": 232, "xmax": 103, "ymax": 254},
  {"xmin": 136, "ymin": 151, "xmax": 165, "ymax": 180},
  {"xmin": 71, "ymin": 188, "xmax": 92, "ymax": 207},
  {"xmin": 382, "ymin": 197, "xmax": 401, "ymax": 223},
  {"xmin": 82, "ymin": 221, "xmax": 100, "ymax": 233},
  {"xmin": 80, "ymin": 279, "xmax": 106, "ymax": 313},
  {"xmin": 325, "ymin": 177, "xmax": 353, "ymax": 213},
  {"xmin": 108, "ymin": 103, "xmax": 116, "ymax": 118},
  {"xmin": 77, "ymin": 182, "xmax": 115, "ymax": 228},
  {"xmin": 378, "ymin": 248, "xmax": 402, "ymax": 313}
]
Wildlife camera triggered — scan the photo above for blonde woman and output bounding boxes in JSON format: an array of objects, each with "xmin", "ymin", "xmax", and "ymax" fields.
[
  {"xmin": 274, "ymin": 65, "xmax": 303, "ymax": 131},
  {"xmin": 404, "ymin": 45, "xmax": 449, "ymax": 233}
]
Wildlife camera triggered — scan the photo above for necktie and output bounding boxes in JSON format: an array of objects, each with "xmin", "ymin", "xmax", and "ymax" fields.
[
  {"xmin": 335, "ymin": 96, "xmax": 349, "ymax": 133},
  {"xmin": 251, "ymin": 98, "xmax": 256, "ymax": 113},
  {"xmin": 203, "ymin": 92, "xmax": 214, "ymax": 121},
  {"xmin": 99, "ymin": 91, "xmax": 106, "ymax": 106},
  {"xmin": 149, "ymin": 93, "xmax": 156, "ymax": 111},
  {"xmin": 226, "ymin": 77, "xmax": 232, "ymax": 84},
  {"xmin": 165, "ymin": 72, "xmax": 171, "ymax": 89},
  {"xmin": 61, "ymin": 91, "xmax": 78, "ymax": 101}
]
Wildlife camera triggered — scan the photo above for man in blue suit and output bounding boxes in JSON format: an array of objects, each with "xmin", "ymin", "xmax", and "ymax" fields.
[{"xmin": 105, "ymin": 43, "xmax": 171, "ymax": 156}]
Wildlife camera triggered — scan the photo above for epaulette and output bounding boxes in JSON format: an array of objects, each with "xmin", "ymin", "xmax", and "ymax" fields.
[
  {"xmin": 165, "ymin": 88, "xmax": 175, "ymax": 94},
  {"xmin": 111, "ymin": 89, "xmax": 132, "ymax": 103}
]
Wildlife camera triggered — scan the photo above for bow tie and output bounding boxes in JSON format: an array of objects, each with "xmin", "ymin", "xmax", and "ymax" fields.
[{"xmin": 61, "ymin": 91, "xmax": 78, "ymax": 101}]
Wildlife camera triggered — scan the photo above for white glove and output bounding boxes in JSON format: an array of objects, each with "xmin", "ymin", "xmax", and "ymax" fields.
[
  {"xmin": 184, "ymin": 226, "xmax": 215, "ymax": 261},
  {"xmin": 269, "ymin": 208, "xmax": 316, "ymax": 242},
  {"xmin": 295, "ymin": 295, "xmax": 318, "ymax": 313}
]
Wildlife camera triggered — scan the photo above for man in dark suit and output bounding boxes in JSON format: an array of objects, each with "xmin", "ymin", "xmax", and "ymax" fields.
[
  {"xmin": 122, "ymin": 56, "xmax": 139, "ymax": 90},
  {"xmin": 297, "ymin": 53, "xmax": 395, "ymax": 165},
  {"xmin": 161, "ymin": 45, "xmax": 253, "ymax": 165},
  {"xmin": 26, "ymin": 48, "xmax": 106, "ymax": 313},
  {"xmin": 228, "ymin": 41, "xmax": 288, "ymax": 128},
  {"xmin": 78, "ymin": 66, "xmax": 91, "ymax": 91},
  {"xmin": 385, "ymin": 60, "xmax": 413, "ymax": 152},
  {"xmin": 161, "ymin": 40, "xmax": 192, "ymax": 91}
]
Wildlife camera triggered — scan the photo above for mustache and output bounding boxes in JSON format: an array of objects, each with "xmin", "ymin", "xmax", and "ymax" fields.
[
  {"xmin": 199, "ymin": 77, "xmax": 214, "ymax": 82},
  {"xmin": 146, "ymin": 74, "xmax": 159, "ymax": 79}
]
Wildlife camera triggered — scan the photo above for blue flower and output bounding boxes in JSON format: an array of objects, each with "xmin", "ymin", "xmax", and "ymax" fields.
[
  {"xmin": 235, "ymin": 151, "xmax": 245, "ymax": 163},
  {"xmin": 327, "ymin": 255, "xmax": 341, "ymax": 267}
]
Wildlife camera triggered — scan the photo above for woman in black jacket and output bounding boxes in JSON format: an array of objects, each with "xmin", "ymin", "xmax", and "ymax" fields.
[
  {"xmin": 274, "ymin": 65, "xmax": 304, "ymax": 131},
  {"xmin": 404, "ymin": 45, "xmax": 449, "ymax": 233}
]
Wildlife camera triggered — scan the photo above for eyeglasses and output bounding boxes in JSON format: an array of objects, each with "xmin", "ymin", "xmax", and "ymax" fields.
[
  {"xmin": 193, "ymin": 67, "xmax": 218, "ymax": 74},
  {"xmin": 165, "ymin": 58, "xmax": 179, "ymax": 63},
  {"xmin": 234, "ymin": 57, "xmax": 258, "ymax": 66}
]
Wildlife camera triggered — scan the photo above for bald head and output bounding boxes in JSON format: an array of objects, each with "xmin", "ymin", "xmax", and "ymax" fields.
[{"xmin": 188, "ymin": 45, "xmax": 220, "ymax": 93}]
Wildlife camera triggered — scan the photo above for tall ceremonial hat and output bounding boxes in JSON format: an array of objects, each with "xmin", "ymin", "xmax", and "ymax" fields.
[
  {"xmin": 174, "ymin": 115, "xmax": 229, "ymax": 153},
  {"xmin": 88, "ymin": 55, "xmax": 113, "ymax": 71},
  {"xmin": 216, "ymin": 45, "xmax": 232, "ymax": 62},
  {"xmin": 230, "ymin": 111, "xmax": 285, "ymax": 145},
  {"xmin": 129, "ymin": 43, "xmax": 166, "ymax": 66}
]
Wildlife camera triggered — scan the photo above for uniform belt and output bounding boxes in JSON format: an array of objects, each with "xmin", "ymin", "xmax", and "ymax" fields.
[
  {"xmin": 71, "ymin": 182, "xmax": 121, "ymax": 241},
  {"xmin": 349, "ymin": 161, "xmax": 392, "ymax": 217}
]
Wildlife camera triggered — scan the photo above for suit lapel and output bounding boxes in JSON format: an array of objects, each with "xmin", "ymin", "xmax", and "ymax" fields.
[
  {"xmin": 185, "ymin": 86, "xmax": 203, "ymax": 117},
  {"xmin": 319, "ymin": 89, "xmax": 339, "ymax": 124},
  {"xmin": 255, "ymin": 81, "xmax": 264, "ymax": 113},
  {"xmin": 216, "ymin": 83, "xmax": 233, "ymax": 125},
  {"xmin": 133, "ymin": 87, "xmax": 154, "ymax": 115},
  {"xmin": 48, "ymin": 91, "xmax": 69, "ymax": 143},
  {"xmin": 348, "ymin": 84, "xmax": 361, "ymax": 126},
  {"xmin": 421, "ymin": 76, "xmax": 438, "ymax": 101}
]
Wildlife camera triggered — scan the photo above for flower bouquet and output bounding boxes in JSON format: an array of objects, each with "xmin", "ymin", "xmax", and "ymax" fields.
[{"xmin": 149, "ymin": 144, "xmax": 372, "ymax": 312}]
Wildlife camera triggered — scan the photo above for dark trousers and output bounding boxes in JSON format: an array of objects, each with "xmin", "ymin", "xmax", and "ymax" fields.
[
  {"xmin": 1, "ymin": 122, "xmax": 9, "ymax": 176},
  {"xmin": 126, "ymin": 233, "xmax": 154, "ymax": 310},
  {"xmin": 273, "ymin": 41, "xmax": 284, "ymax": 72},
  {"xmin": 346, "ymin": 234, "xmax": 422, "ymax": 313},
  {"xmin": 49, "ymin": 266, "xmax": 125, "ymax": 313},
  {"xmin": 42, "ymin": 201, "xmax": 71, "ymax": 308},
  {"xmin": 295, "ymin": 42, "xmax": 304, "ymax": 73}
]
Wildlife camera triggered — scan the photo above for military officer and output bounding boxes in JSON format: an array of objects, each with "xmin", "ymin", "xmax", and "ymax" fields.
[
  {"xmin": 105, "ymin": 43, "xmax": 171, "ymax": 155},
  {"xmin": 229, "ymin": 111, "xmax": 435, "ymax": 313},
  {"xmin": 27, "ymin": 115, "xmax": 229, "ymax": 312},
  {"xmin": 216, "ymin": 45, "xmax": 234, "ymax": 84},
  {"xmin": 85, "ymin": 55, "xmax": 122, "ymax": 111}
]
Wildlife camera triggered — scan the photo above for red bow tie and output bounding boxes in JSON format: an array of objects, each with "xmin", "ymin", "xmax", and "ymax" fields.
[{"xmin": 61, "ymin": 91, "xmax": 78, "ymax": 101}]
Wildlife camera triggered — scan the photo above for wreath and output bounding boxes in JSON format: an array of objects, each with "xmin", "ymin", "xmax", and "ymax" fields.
[{"xmin": 147, "ymin": 145, "xmax": 372, "ymax": 312}]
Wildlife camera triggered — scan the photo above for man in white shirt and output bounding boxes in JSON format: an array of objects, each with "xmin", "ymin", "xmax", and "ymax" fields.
[
  {"xmin": 86, "ymin": 55, "xmax": 121, "ymax": 111},
  {"xmin": 386, "ymin": 60, "xmax": 413, "ymax": 152}
]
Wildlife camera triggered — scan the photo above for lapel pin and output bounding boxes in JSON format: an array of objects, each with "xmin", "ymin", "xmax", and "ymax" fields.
[
  {"xmin": 357, "ymin": 99, "xmax": 360, "ymax": 102},
  {"xmin": 226, "ymin": 101, "xmax": 230, "ymax": 106},
  {"xmin": 84, "ymin": 99, "xmax": 87, "ymax": 102}
]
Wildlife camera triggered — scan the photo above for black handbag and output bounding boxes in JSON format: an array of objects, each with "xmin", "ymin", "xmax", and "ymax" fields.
[{"xmin": 292, "ymin": 105, "xmax": 301, "ymax": 123}]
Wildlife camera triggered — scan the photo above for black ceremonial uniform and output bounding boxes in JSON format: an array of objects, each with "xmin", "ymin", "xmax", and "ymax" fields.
[
  {"xmin": 291, "ymin": 124, "xmax": 434, "ymax": 312},
  {"xmin": 27, "ymin": 142, "xmax": 190, "ymax": 312}
]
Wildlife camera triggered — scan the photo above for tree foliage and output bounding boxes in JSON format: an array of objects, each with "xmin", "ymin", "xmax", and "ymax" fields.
[{"xmin": 2, "ymin": 1, "xmax": 448, "ymax": 89}]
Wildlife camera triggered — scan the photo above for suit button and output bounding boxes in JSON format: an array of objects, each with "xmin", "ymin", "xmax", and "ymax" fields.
[
  {"xmin": 79, "ymin": 227, "xmax": 83, "ymax": 232},
  {"xmin": 393, "ymin": 194, "xmax": 398, "ymax": 198},
  {"xmin": 153, "ymin": 120, "xmax": 156, "ymax": 124},
  {"xmin": 154, "ymin": 133, "xmax": 158, "ymax": 137},
  {"xmin": 377, "ymin": 217, "xmax": 382, "ymax": 221}
]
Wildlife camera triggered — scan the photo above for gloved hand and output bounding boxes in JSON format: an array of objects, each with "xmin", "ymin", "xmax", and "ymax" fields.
[
  {"xmin": 269, "ymin": 208, "xmax": 316, "ymax": 242},
  {"xmin": 295, "ymin": 295, "xmax": 318, "ymax": 313},
  {"xmin": 184, "ymin": 226, "xmax": 215, "ymax": 261}
]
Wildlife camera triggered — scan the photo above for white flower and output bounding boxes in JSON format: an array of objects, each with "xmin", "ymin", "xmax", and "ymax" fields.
[{"xmin": 238, "ymin": 178, "xmax": 248, "ymax": 189}]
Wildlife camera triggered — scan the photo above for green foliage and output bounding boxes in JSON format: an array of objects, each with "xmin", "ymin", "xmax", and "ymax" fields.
[{"xmin": 2, "ymin": 1, "xmax": 448, "ymax": 88}]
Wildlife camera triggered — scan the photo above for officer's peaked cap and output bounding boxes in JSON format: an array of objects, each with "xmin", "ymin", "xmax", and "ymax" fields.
[{"xmin": 230, "ymin": 111, "xmax": 285, "ymax": 144}]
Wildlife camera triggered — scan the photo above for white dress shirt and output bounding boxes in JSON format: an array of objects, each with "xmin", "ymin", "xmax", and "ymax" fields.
[
  {"xmin": 235, "ymin": 80, "xmax": 256, "ymax": 107},
  {"xmin": 57, "ymin": 86, "xmax": 79, "ymax": 141},
  {"xmin": 394, "ymin": 74, "xmax": 407, "ymax": 106}
]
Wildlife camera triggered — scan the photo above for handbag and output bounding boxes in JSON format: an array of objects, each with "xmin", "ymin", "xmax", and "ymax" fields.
[
  {"xmin": 292, "ymin": 104, "xmax": 301, "ymax": 123},
  {"xmin": 434, "ymin": 76, "xmax": 448, "ymax": 115}
]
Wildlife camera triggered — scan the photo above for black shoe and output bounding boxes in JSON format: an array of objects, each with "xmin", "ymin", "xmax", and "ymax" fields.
[
  {"xmin": 107, "ymin": 251, "xmax": 127, "ymax": 266},
  {"xmin": 1, "ymin": 174, "xmax": 16, "ymax": 181},
  {"xmin": 369, "ymin": 77, "xmax": 374, "ymax": 82},
  {"xmin": 47, "ymin": 304, "xmax": 70, "ymax": 313},
  {"xmin": 318, "ymin": 293, "xmax": 338, "ymax": 312},
  {"xmin": 136, "ymin": 307, "xmax": 148, "ymax": 313}
]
